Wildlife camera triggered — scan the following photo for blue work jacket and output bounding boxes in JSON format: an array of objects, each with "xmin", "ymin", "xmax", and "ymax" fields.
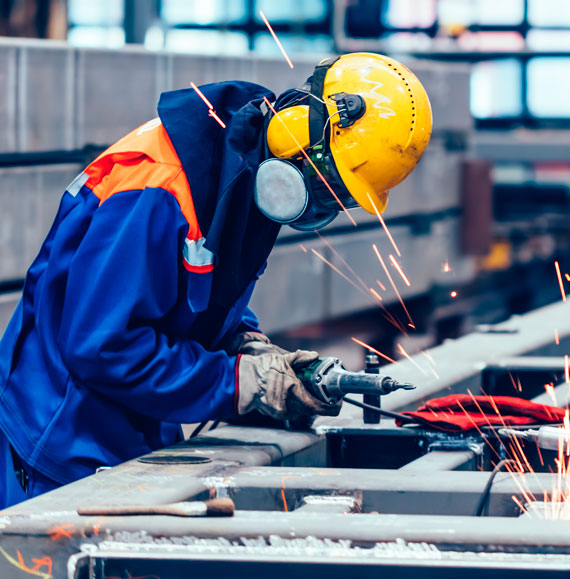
[{"xmin": 0, "ymin": 81, "xmax": 277, "ymax": 486}]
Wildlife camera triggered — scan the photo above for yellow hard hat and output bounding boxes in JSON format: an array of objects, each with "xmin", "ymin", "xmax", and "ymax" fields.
[{"xmin": 266, "ymin": 52, "xmax": 432, "ymax": 217}]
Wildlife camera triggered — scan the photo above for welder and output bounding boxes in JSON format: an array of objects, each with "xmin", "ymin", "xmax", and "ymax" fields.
[{"xmin": 0, "ymin": 52, "xmax": 432, "ymax": 508}]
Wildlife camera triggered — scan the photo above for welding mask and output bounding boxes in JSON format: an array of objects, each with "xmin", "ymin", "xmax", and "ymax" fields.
[{"xmin": 254, "ymin": 52, "xmax": 433, "ymax": 231}]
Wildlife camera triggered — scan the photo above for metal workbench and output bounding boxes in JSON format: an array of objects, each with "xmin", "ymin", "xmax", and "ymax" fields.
[{"xmin": 2, "ymin": 299, "xmax": 570, "ymax": 577}]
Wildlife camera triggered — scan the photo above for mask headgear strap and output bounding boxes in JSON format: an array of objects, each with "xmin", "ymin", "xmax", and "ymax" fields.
[{"xmin": 308, "ymin": 56, "xmax": 340, "ymax": 148}]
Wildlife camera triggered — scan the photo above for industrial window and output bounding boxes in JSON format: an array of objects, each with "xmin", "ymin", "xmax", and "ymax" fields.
[
  {"xmin": 161, "ymin": 0, "xmax": 247, "ymax": 26},
  {"xmin": 471, "ymin": 59, "xmax": 523, "ymax": 119},
  {"xmin": 527, "ymin": 58, "xmax": 570, "ymax": 118},
  {"xmin": 382, "ymin": 0, "xmax": 436, "ymax": 28},
  {"xmin": 68, "ymin": 0, "xmax": 124, "ymax": 48},
  {"xmin": 528, "ymin": 0, "xmax": 570, "ymax": 27}
]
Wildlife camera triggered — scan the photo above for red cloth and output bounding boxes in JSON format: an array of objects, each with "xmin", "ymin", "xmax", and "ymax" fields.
[{"xmin": 395, "ymin": 394, "xmax": 567, "ymax": 432}]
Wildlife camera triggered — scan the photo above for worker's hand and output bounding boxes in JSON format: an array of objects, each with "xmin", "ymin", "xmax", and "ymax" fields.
[
  {"xmin": 236, "ymin": 351, "xmax": 341, "ymax": 420},
  {"xmin": 227, "ymin": 331, "xmax": 288, "ymax": 356}
]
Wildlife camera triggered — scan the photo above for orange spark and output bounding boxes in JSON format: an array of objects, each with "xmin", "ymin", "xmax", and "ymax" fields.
[
  {"xmin": 367, "ymin": 193, "xmax": 401, "ymax": 256},
  {"xmin": 443, "ymin": 261, "xmax": 451, "ymax": 273},
  {"xmin": 397, "ymin": 343, "xmax": 428, "ymax": 376},
  {"xmin": 299, "ymin": 244, "xmax": 307, "ymax": 253},
  {"xmin": 312, "ymin": 247, "xmax": 400, "ymax": 335},
  {"xmin": 545, "ymin": 383, "xmax": 557, "ymax": 405},
  {"xmin": 419, "ymin": 350, "xmax": 440, "ymax": 379},
  {"xmin": 280, "ymin": 475, "xmax": 297, "ymax": 512},
  {"xmin": 190, "ymin": 81, "xmax": 214, "ymax": 109},
  {"xmin": 316, "ymin": 231, "xmax": 370, "ymax": 295},
  {"xmin": 512, "ymin": 495, "xmax": 527, "ymax": 514},
  {"xmin": 372, "ymin": 244, "xmax": 414, "ymax": 325},
  {"xmin": 454, "ymin": 400, "xmax": 501, "ymax": 460},
  {"xmin": 311, "ymin": 249, "xmax": 363, "ymax": 293},
  {"xmin": 450, "ymin": 290, "xmax": 458, "ymax": 298},
  {"xmin": 351, "ymin": 337, "xmax": 396, "ymax": 364},
  {"xmin": 281, "ymin": 488, "xmax": 288, "ymax": 512},
  {"xmin": 389, "ymin": 254, "xmax": 411, "ymax": 286},
  {"xmin": 555, "ymin": 328, "xmax": 560, "ymax": 345},
  {"xmin": 208, "ymin": 108, "xmax": 227, "ymax": 128},
  {"xmin": 190, "ymin": 81, "xmax": 226, "ymax": 128},
  {"xmin": 377, "ymin": 280, "xmax": 387, "ymax": 291},
  {"xmin": 566, "ymin": 274, "xmax": 570, "ymax": 282},
  {"xmin": 555, "ymin": 261, "xmax": 567, "ymax": 302},
  {"xmin": 369, "ymin": 287, "xmax": 383, "ymax": 302},
  {"xmin": 263, "ymin": 97, "xmax": 356, "ymax": 225},
  {"xmin": 259, "ymin": 10, "xmax": 294, "ymax": 69}
]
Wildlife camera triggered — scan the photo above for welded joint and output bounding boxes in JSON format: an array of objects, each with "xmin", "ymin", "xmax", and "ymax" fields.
[
  {"xmin": 294, "ymin": 493, "xmax": 362, "ymax": 514},
  {"xmin": 427, "ymin": 439, "xmax": 485, "ymax": 470}
]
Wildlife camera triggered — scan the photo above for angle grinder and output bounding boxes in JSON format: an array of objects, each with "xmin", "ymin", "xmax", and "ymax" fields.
[{"xmin": 296, "ymin": 356, "xmax": 415, "ymax": 406}]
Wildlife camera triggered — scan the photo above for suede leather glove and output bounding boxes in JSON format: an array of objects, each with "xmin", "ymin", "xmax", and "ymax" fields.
[
  {"xmin": 227, "ymin": 331, "xmax": 288, "ymax": 356},
  {"xmin": 236, "ymin": 350, "xmax": 342, "ymax": 420}
]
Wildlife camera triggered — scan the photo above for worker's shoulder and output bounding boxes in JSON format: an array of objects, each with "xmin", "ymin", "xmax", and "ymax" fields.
[
  {"xmin": 85, "ymin": 118, "xmax": 192, "ymax": 205},
  {"xmin": 98, "ymin": 118, "xmax": 182, "ymax": 168}
]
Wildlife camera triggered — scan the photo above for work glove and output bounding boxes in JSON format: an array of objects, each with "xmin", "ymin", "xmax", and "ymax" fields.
[
  {"xmin": 227, "ymin": 330, "xmax": 288, "ymax": 356},
  {"xmin": 236, "ymin": 350, "xmax": 342, "ymax": 420}
]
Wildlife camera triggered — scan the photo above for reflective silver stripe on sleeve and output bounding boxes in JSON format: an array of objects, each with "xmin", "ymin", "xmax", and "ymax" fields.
[
  {"xmin": 66, "ymin": 172, "xmax": 89, "ymax": 197},
  {"xmin": 183, "ymin": 237, "xmax": 215, "ymax": 267}
]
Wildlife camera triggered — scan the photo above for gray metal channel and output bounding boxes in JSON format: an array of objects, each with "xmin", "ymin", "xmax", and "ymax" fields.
[
  {"xmin": 17, "ymin": 40, "xmax": 75, "ymax": 152},
  {"xmin": 0, "ymin": 164, "xmax": 81, "ymax": 282},
  {"xmin": 0, "ymin": 40, "xmax": 17, "ymax": 153},
  {"xmin": 0, "ymin": 292, "xmax": 19, "ymax": 335},
  {"xmin": 76, "ymin": 47, "xmax": 166, "ymax": 147},
  {"xmin": 254, "ymin": 215, "xmax": 474, "ymax": 334}
]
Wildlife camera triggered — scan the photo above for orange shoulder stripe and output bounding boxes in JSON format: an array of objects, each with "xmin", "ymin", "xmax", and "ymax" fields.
[{"xmin": 83, "ymin": 119, "xmax": 203, "ymax": 242}]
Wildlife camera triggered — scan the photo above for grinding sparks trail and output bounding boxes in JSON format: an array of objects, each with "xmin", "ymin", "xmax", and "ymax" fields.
[
  {"xmin": 545, "ymin": 383, "xmax": 557, "ymax": 405},
  {"xmin": 311, "ymin": 248, "xmax": 363, "ymax": 294},
  {"xmin": 259, "ymin": 10, "xmax": 294, "ymax": 69},
  {"xmin": 208, "ymin": 109, "xmax": 226, "ymax": 128},
  {"xmin": 462, "ymin": 386, "xmax": 570, "ymax": 516},
  {"xmin": 367, "ymin": 193, "xmax": 401, "ymax": 257},
  {"xmin": 443, "ymin": 261, "xmax": 451, "ymax": 273},
  {"xmin": 316, "ymin": 231, "xmax": 371, "ymax": 296},
  {"xmin": 372, "ymin": 244, "xmax": 414, "ymax": 326},
  {"xmin": 351, "ymin": 337, "xmax": 396, "ymax": 364},
  {"xmin": 310, "ymin": 245, "xmax": 405, "ymax": 333},
  {"xmin": 313, "ymin": 232, "xmax": 406, "ymax": 331},
  {"xmin": 555, "ymin": 261, "xmax": 567, "ymax": 302},
  {"xmin": 389, "ymin": 254, "xmax": 411, "ymax": 286},
  {"xmin": 397, "ymin": 343, "xmax": 428, "ymax": 376},
  {"xmin": 263, "ymin": 97, "xmax": 357, "ymax": 225},
  {"xmin": 190, "ymin": 81, "xmax": 226, "ymax": 128},
  {"xmin": 555, "ymin": 328, "xmax": 560, "ymax": 345},
  {"xmin": 369, "ymin": 287, "xmax": 383, "ymax": 302}
]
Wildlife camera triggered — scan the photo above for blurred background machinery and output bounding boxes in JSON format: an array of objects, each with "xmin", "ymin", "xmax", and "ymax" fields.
[{"xmin": 1, "ymin": 0, "xmax": 570, "ymax": 368}]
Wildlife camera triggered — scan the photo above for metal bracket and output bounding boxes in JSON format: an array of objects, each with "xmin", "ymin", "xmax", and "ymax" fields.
[{"xmin": 427, "ymin": 439, "xmax": 485, "ymax": 470}]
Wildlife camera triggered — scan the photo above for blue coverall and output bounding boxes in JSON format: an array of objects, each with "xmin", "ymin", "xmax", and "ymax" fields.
[{"xmin": 0, "ymin": 81, "xmax": 279, "ymax": 508}]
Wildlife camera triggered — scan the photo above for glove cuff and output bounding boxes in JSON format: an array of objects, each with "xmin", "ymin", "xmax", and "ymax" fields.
[
  {"xmin": 234, "ymin": 354, "xmax": 242, "ymax": 415},
  {"xmin": 227, "ymin": 331, "xmax": 270, "ymax": 356}
]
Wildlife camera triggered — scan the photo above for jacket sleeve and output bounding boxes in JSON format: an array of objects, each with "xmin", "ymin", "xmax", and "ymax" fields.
[
  {"xmin": 58, "ymin": 187, "xmax": 236, "ymax": 424},
  {"xmin": 234, "ymin": 306, "xmax": 261, "ymax": 334}
]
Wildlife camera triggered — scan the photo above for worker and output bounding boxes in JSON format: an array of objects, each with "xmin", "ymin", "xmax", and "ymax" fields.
[{"xmin": 0, "ymin": 52, "xmax": 431, "ymax": 508}]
